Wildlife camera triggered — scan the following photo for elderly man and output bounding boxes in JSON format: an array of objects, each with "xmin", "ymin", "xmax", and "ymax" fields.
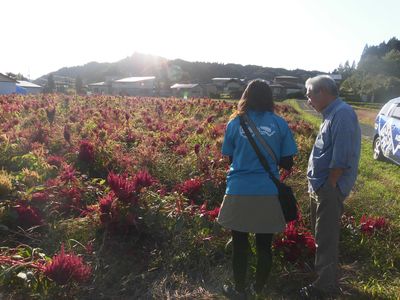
[{"xmin": 299, "ymin": 75, "xmax": 361, "ymax": 299}]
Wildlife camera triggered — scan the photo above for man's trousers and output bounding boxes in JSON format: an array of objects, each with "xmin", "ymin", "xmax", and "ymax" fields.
[{"xmin": 310, "ymin": 182, "xmax": 345, "ymax": 293}]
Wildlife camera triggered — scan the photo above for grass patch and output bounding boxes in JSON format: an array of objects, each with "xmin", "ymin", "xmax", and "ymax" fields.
[{"xmin": 284, "ymin": 99, "xmax": 321, "ymax": 128}]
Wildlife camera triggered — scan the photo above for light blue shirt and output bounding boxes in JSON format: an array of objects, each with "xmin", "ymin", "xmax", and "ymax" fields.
[
  {"xmin": 307, "ymin": 98, "xmax": 361, "ymax": 197},
  {"xmin": 222, "ymin": 110, "xmax": 298, "ymax": 195}
]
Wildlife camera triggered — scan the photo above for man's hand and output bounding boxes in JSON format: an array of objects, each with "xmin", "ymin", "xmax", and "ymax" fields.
[{"xmin": 328, "ymin": 168, "xmax": 344, "ymax": 187}]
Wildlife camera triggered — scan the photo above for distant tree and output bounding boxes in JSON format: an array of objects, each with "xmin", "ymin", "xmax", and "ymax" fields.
[
  {"xmin": 5, "ymin": 72, "xmax": 28, "ymax": 81},
  {"xmin": 333, "ymin": 60, "xmax": 356, "ymax": 81},
  {"xmin": 75, "ymin": 76, "xmax": 83, "ymax": 94},
  {"xmin": 45, "ymin": 74, "xmax": 56, "ymax": 93},
  {"xmin": 382, "ymin": 49, "xmax": 400, "ymax": 77}
]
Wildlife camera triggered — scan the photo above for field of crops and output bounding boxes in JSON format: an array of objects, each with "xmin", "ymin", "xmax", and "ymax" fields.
[{"xmin": 0, "ymin": 94, "xmax": 399, "ymax": 299}]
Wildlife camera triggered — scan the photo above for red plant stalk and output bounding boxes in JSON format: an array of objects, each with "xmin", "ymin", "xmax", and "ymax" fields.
[{"xmin": 0, "ymin": 256, "xmax": 45, "ymax": 271}]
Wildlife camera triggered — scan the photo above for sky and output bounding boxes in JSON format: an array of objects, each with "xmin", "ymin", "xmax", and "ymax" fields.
[{"xmin": 1, "ymin": 0, "xmax": 399, "ymax": 80}]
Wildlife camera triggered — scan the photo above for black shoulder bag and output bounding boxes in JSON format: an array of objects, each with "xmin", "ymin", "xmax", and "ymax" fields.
[{"xmin": 239, "ymin": 114, "xmax": 298, "ymax": 223}]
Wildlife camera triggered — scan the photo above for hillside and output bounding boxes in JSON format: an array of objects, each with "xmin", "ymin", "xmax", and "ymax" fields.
[{"xmin": 35, "ymin": 52, "xmax": 321, "ymax": 85}]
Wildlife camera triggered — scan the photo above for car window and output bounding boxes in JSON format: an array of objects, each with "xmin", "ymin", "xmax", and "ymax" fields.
[
  {"xmin": 380, "ymin": 103, "xmax": 393, "ymax": 116},
  {"xmin": 391, "ymin": 105, "xmax": 400, "ymax": 119}
]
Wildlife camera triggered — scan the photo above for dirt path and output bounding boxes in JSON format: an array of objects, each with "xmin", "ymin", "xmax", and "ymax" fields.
[{"xmin": 296, "ymin": 100, "xmax": 375, "ymax": 140}]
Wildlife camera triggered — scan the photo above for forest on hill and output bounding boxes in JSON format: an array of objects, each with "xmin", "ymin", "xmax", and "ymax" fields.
[
  {"xmin": 35, "ymin": 53, "xmax": 320, "ymax": 87},
  {"xmin": 339, "ymin": 37, "xmax": 400, "ymax": 102}
]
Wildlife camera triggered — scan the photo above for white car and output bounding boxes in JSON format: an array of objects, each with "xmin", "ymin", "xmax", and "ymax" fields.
[{"xmin": 373, "ymin": 97, "xmax": 400, "ymax": 165}]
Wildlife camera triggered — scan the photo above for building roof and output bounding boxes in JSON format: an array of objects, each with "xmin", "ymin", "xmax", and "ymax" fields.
[
  {"xmin": 170, "ymin": 83, "xmax": 199, "ymax": 89},
  {"xmin": 114, "ymin": 76, "xmax": 155, "ymax": 83},
  {"xmin": 0, "ymin": 73, "xmax": 17, "ymax": 83},
  {"xmin": 274, "ymin": 76, "xmax": 299, "ymax": 79},
  {"xmin": 212, "ymin": 77, "xmax": 239, "ymax": 81},
  {"xmin": 17, "ymin": 80, "xmax": 42, "ymax": 88},
  {"xmin": 88, "ymin": 81, "xmax": 106, "ymax": 86}
]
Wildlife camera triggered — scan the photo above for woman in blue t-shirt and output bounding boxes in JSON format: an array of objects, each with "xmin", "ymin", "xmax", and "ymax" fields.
[{"xmin": 218, "ymin": 80, "xmax": 297, "ymax": 298}]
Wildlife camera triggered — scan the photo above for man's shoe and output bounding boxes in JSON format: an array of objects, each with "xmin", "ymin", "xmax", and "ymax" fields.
[
  {"xmin": 298, "ymin": 284, "xmax": 325, "ymax": 299},
  {"xmin": 222, "ymin": 284, "xmax": 247, "ymax": 300}
]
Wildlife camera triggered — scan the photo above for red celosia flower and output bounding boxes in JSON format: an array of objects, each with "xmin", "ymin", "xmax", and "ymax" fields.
[
  {"xmin": 107, "ymin": 172, "xmax": 138, "ymax": 204},
  {"xmin": 31, "ymin": 192, "xmax": 48, "ymax": 203},
  {"xmin": 198, "ymin": 201, "xmax": 220, "ymax": 221},
  {"xmin": 273, "ymin": 221, "xmax": 315, "ymax": 265},
  {"xmin": 135, "ymin": 170, "xmax": 155, "ymax": 189},
  {"xmin": 196, "ymin": 127, "xmax": 204, "ymax": 134},
  {"xmin": 177, "ymin": 178, "xmax": 203, "ymax": 200},
  {"xmin": 99, "ymin": 191, "xmax": 116, "ymax": 214},
  {"xmin": 280, "ymin": 169, "xmax": 292, "ymax": 182},
  {"xmin": 174, "ymin": 144, "xmax": 188, "ymax": 156},
  {"xmin": 15, "ymin": 204, "xmax": 43, "ymax": 227},
  {"xmin": 47, "ymin": 155, "xmax": 64, "ymax": 168},
  {"xmin": 59, "ymin": 164, "xmax": 77, "ymax": 183},
  {"xmin": 78, "ymin": 140, "xmax": 95, "ymax": 163},
  {"xmin": 206, "ymin": 206, "xmax": 220, "ymax": 221},
  {"xmin": 45, "ymin": 178, "xmax": 62, "ymax": 187},
  {"xmin": 44, "ymin": 244, "xmax": 91, "ymax": 285},
  {"xmin": 359, "ymin": 215, "xmax": 389, "ymax": 235}
]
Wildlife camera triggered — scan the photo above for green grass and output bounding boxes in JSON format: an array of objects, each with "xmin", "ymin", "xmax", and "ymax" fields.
[
  {"xmin": 345, "ymin": 101, "xmax": 384, "ymax": 110},
  {"xmin": 284, "ymin": 99, "xmax": 321, "ymax": 128}
]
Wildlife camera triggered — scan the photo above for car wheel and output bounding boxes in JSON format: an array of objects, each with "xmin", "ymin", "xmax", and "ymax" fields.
[{"xmin": 373, "ymin": 137, "xmax": 384, "ymax": 161}]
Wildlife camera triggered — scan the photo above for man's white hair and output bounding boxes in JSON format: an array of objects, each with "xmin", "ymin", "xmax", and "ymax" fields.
[{"xmin": 305, "ymin": 75, "xmax": 338, "ymax": 97}]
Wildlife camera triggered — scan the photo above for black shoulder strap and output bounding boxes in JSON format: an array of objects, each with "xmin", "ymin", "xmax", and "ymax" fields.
[
  {"xmin": 243, "ymin": 113, "xmax": 278, "ymax": 163},
  {"xmin": 239, "ymin": 115, "xmax": 281, "ymax": 188}
]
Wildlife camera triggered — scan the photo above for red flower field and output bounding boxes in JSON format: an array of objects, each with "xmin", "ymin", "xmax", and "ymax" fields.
[{"xmin": 0, "ymin": 94, "xmax": 395, "ymax": 298}]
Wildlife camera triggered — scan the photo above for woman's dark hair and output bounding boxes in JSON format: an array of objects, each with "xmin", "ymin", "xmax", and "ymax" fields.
[{"xmin": 236, "ymin": 80, "xmax": 274, "ymax": 117}]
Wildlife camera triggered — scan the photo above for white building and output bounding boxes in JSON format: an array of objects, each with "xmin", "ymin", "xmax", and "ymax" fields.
[
  {"xmin": 88, "ymin": 76, "xmax": 155, "ymax": 96},
  {"xmin": 17, "ymin": 80, "xmax": 42, "ymax": 94},
  {"xmin": 112, "ymin": 76, "xmax": 155, "ymax": 96},
  {"xmin": 0, "ymin": 73, "xmax": 17, "ymax": 94},
  {"xmin": 170, "ymin": 83, "xmax": 204, "ymax": 98},
  {"xmin": 87, "ymin": 82, "xmax": 109, "ymax": 94}
]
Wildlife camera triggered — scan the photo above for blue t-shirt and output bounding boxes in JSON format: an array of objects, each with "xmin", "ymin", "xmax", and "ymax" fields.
[
  {"xmin": 307, "ymin": 98, "xmax": 361, "ymax": 197},
  {"xmin": 222, "ymin": 110, "xmax": 298, "ymax": 195}
]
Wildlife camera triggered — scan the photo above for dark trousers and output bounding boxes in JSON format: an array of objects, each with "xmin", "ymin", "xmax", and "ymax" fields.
[
  {"xmin": 310, "ymin": 183, "xmax": 345, "ymax": 292},
  {"xmin": 232, "ymin": 230, "xmax": 273, "ymax": 292}
]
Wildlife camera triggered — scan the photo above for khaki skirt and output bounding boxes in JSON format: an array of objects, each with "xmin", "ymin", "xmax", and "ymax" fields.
[{"xmin": 217, "ymin": 194, "xmax": 285, "ymax": 234}]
